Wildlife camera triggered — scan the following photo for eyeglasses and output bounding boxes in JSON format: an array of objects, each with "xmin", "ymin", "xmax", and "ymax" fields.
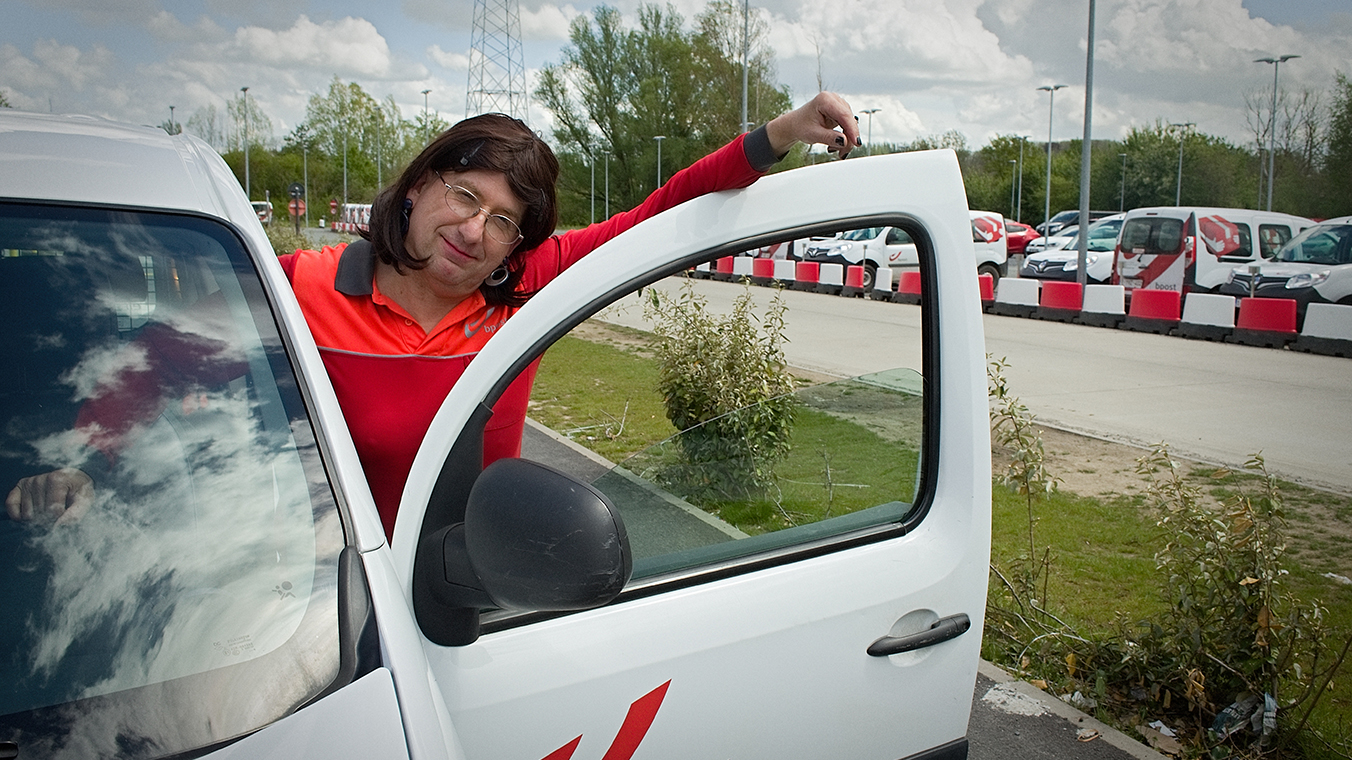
[{"xmin": 435, "ymin": 172, "xmax": 524, "ymax": 248}]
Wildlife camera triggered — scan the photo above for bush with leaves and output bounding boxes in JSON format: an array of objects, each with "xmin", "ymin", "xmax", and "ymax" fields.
[
  {"xmin": 984, "ymin": 359, "xmax": 1351, "ymax": 758},
  {"xmin": 644, "ymin": 278, "xmax": 796, "ymax": 502}
]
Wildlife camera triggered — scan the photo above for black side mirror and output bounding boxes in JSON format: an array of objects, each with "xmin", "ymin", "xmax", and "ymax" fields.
[{"xmin": 414, "ymin": 458, "xmax": 632, "ymax": 646}]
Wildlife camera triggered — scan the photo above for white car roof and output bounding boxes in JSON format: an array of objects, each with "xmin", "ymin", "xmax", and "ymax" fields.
[{"xmin": 0, "ymin": 110, "xmax": 258, "ymax": 231}]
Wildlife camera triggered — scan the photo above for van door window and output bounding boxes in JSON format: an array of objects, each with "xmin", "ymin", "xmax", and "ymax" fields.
[
  {"xmin": 1259, "ymin": 224, "xmax": 1293, "ymax": 259},
  {"xmin": 512, "ymin": 228, "xmax": 930, "ymax": 593}
]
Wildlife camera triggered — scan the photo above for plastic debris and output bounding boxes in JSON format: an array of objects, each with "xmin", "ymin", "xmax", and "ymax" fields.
[
  {"xmin": 1076, "ymin": 728, "xmax": 1101, "ymax": 742},
  {"xmin": 1324, "ymin": 572, "xmax": 1352, "ymax": 586},
  {"xmin": 1212, "ymin": 694, "xmax": 1262, "ymax": 740},
  {"xmin": 1148, "ymin": 720, "xmax": 1176, "ymax": 737}
]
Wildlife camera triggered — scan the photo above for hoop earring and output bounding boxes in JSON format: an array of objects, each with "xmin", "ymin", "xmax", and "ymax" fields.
[
  {"xmin": 399, "ymin": 198, "xmax": 413, "ymax": 236},
  {"xmin": 485, "ymin": 263, "xmax": 510, "ymax": 287}
]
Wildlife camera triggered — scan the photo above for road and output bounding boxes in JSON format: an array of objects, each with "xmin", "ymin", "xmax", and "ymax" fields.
[{"xmin": 594, "ymin": 276, "xmax": 1352, "ymax": 494}]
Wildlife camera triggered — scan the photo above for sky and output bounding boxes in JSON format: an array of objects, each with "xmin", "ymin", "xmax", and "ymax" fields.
[{"xmin": 2, "ymin": 0, "xmax": 1349, "ymax": 154}]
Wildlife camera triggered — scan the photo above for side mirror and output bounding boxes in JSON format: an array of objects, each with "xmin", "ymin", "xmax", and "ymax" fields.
[{"xmin": 414, "ymin": 458, "xmax": 632, "ymax": 646}]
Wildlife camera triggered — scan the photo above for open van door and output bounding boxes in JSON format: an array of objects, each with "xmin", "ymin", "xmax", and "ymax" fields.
[{"xmin": 390, "ymin": 150, "xmax": 991, "ymax": 760}]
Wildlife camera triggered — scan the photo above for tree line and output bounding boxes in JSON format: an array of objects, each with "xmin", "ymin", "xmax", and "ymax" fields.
[{"xmin": 148, "ymin": 3, "xmax": 1349, "ymax": 227}]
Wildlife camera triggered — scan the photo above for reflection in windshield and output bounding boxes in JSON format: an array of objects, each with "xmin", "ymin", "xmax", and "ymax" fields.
[
  {"xmin": 842, "ymin": 227, "xmax": 883, "ymax": 242},
  {"xmin": 0, "ymin": 205, "xmax": 342, "ymax": 759},
  {"xmin": 1278, "ymin": 224, "xmax": 1352, "ymax": 266}
]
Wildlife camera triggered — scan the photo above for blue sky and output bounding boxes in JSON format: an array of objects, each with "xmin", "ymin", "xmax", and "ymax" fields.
[{"xmin": 2, "ymin": 0, "xmax": 1348, "ymax": 151}]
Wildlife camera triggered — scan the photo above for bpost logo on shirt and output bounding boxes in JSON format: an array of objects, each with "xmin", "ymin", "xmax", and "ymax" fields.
[{"xmin": 464, "ymin": 307, "xmax": 508, "ymax": 339}]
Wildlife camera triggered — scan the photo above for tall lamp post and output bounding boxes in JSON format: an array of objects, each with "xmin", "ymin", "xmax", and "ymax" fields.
[
  {"xmin": 1118, "ymin": 153, "xmax": 1127, "ymax": 212},
  {"xmin": 740, "ymin": 0, "xmax": 750, "ymax": 134},
  {"xmin": 1037, "ymin": 84, "xmax": 1067, "ymax": 234},
  {"xmin": 1254, "ymin": 54, "xmax": 1299, "ymax": 211},
  {"xmin": 1017, "ymin": 136, "xmax": 1027, "ymax": 222},
  {"xmin": 1170, "ymin": 122, "xmax": 1194, "ymax": 206},
  {"xmin": 860, "ymin": 108, "xmax": 880, "ymax": 156},
  {"xmin": 1009, "ymin": 160, "xmax": 1018, "ymax": 219},
  {"xmin": 240, "ymin": 87, "xmax": 250, "ymax": 199},
  {"xmin": 654, "ymin": 135, "xmax": 666, "ymax": 188},
  {"xmin": 421, "ymin": 88, "xmax": 431, "ymax": 141}
]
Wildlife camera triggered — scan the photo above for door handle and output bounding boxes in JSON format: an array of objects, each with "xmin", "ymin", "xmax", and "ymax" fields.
[{"xmin": 867, "ymin": 613, "xmax": 971, "ymax": 657}]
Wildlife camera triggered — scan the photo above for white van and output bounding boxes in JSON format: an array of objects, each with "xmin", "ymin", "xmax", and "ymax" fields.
[
  {"xmin": 0, "ymin": 114, "xmax": 990, "ymax": 760},
  {"xmin": 801, "ymin": 209, "xmax": 1008, "ymax": 289},
  {"xmin": 1113, "ymin": 206, "xmax": 1314, "ymax": 294}
]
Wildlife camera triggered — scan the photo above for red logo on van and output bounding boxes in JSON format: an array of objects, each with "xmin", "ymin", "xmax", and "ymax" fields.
[
  {"xmin": 973, "ymin": 216, "xmax": 1003, "ymax": 243},
  {"xmin": 1198, "ymin": 216, "xmax": 1242, "ymax": 258},
  {"xmin": 542, "ymin": 681, "xmax": 672, "ymax": 760}
]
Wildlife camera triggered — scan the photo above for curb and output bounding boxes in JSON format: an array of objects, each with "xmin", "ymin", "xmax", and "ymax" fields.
[{"xmin": 978, "ymin": 660, "xmax": 1170, "ymax": 760}]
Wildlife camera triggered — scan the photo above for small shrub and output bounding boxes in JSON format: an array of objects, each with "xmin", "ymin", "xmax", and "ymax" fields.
[
  {"xmin": 644, "ymin": 279, "xmax": 796, "ymax": 502},
  {"xmin": 263, "ymin": 220, "xmax": 311, "ymax": 257}
]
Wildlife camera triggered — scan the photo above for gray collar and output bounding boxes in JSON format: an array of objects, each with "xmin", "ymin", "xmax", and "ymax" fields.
[{"xmin": 335, "ymin": 239, "xmax": 376, "ymax": 296}]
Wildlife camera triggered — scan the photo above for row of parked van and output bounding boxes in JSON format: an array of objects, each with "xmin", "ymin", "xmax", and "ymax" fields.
[
  {"xmin": 760, "ymin": 210, "xmax": 1009, "ymax": 291},
  {"xmin": 742, "ymin": 205, "xmax": 1352, "ymax": 326},
  {"xmin": 1018, "ymin": 206, "xmax": 1352, "ymax": 323}
]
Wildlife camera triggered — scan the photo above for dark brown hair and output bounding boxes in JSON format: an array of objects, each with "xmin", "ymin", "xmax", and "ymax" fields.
[{"xmin": 363, "ymin": 113, "xmax": 559, "ymax": 307}]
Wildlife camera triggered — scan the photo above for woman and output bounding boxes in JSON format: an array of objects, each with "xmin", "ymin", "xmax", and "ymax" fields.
[{"xmin": 9, "ymin": 93, "xmax": 860, "ymax": 540}]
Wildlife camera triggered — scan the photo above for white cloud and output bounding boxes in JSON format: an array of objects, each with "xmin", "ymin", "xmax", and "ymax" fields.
[
  {"xmin": 521, "ymin": 3, "xmax": 582, "ymax": 40},
  {"xmin": 228, "ymin": 16, "xmax": 393, "ymax": 77},
  {"xmin": 429, "ymin": 44, "xmax": 471, "ymax": 71}
]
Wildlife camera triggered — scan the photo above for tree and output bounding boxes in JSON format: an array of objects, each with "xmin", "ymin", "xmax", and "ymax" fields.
[
  {"xmin": 0, "ymin": 90, "xmax": 11, "ymax": 108},
  {"xmin": 535, "ymin": 2, "xmax": 791, "ymax": 226},
  {"xmin": 1320, "ymin": 72, "xmax": 1352, "ymax": 217},
  {"xmin": 186, "ymin": 104, "xmax": 227, "ymax": 151}
]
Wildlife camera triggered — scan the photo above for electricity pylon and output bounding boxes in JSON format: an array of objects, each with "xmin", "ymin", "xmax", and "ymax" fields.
[{"xmin": 466, "ymin": 0, "xmax": 527, "ymax": 120}]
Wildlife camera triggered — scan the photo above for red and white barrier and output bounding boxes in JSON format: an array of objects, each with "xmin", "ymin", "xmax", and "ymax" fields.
[
  {"xmin": 772, "ymin": 259, "xmax": 797, "ymax": 286},
  {"xmin": 841, "ymin": 265, "xmax": 867, "ymax": 298},
  {"xmin": 977, "ymin": 273, "xmax": 995, "ymax": 312},
  {"xmin": 870, "ymin": 267, "xmax": 894, "ymax": 301},
  {"xmin": 990, "ymin": 277, "xmax": 1040, "ymax": 318},
  {"xmin": 1295, "ymin": 303, "xmax": 1352, "ymax": 357},
  {"xmin": 731, "ymin": 256, "xmax": 755, "ymax": 281},
  {"xmin": 1080, "ymin": 285, "xmax": 1125, "ymax": 328},
  {"xmin": 1121, "ymin": 289, "xmax": 1181, "ymax": 334},
  {"xmin": 816, "ymin": 263, "xmax": 844, "ymax": 295},
  {"xmin": 713, "ymin": 256, "xmax": 736, "ymax": 281},
  {"xmin": 1036, "ymin": 281, "xmax": 1082, "ymax": 323},
  {"xmin": 1230, "ymin": 297, "xmax": 1297, "ymax": 348},
  {"xmin": 1176, "ymin": 293, "xmax": 1236, "ymax": 342},
  {"xmin": 793, "ymin": 261, "xmax": 820, "ymax": 291},
  {"xmin": 332, "ymin": 203, "xmax": 372, "ymax": 234},
  {"xmin": 892, "ymin": 270, "xmax": 922, "ymax": 305}
]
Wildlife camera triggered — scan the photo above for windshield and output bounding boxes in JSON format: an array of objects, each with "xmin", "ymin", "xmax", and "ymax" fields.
[
  {"xmin": 1120, "ymin": 217, "xmax": 1185, "ymax": 256},
  {"xmin": 0, "ymin": 203, "xmax": 344, "ymax": 759},
  {"xmin": 1277, "ymin": 224, "xmax": 1352, "ymax": 265},
  {"xmin": 842, "ymin": 227, "xmax": 883, "ymax": 242}
]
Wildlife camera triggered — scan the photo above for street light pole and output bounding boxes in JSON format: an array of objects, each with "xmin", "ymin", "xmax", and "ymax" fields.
[
  {"xmin": 1017, "ymin": 136, "xmax": 1026, "ymax": 222},
  {"xmin": 1119, "ymin": 153, "xmax": 1127, "ymax": 212},
  {"xmin": 1169, "ymin": 122, "xmax": 1194, "ymax": 206},
  {"xmin": 421, "ymin": 88, "xmax": 431, "ymax": 142},
  {"xmin": 860, "ymin": 108, "xmax": 880, "ymax": 156},
  {"xmin": 604, "ymin": 151, "xmax": 610, "ymax": 219},
  {"xmin": 240, "ymin": 87, "xmax": 250, "ymax": 199},
  {"xmin": 654, "ymin": 135, "xmax": 666, "ymax": 188},
  {"xmin": 1037, "ymin": 84, "xmax": 1067, "ymax": 234},
  {"xmin": 1009, "ymin": 160, "xmax": 1018, "ymax": 219},
  {"xmin": 740, "ymin": 0, "xmax": 750, "ymax": 134},
  {"xmin": 589, "ymin": 153, "xmax": 595, "ymax": 225},
  {"xmin": 1254, "ymin": 54, "xmax": 1299, "ymax": 212}
]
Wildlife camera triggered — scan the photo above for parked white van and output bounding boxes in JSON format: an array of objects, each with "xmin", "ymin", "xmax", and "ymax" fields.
[
  {"xmin": 1113, "ymin": 206, "xmax": 1314, "ymax": 294},
  {"xmin": 802, "ymin": 209, "xmax": 1008, "ymax": 289}
]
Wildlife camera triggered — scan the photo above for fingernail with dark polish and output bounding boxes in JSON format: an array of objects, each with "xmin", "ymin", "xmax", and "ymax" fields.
[
  {"xmin": 835, "ymin": 136, "xmax": 845, "ymax": 146},
  {"xmin": 855, "ymin": 137, "xmax": 862, "ymax": 146}
]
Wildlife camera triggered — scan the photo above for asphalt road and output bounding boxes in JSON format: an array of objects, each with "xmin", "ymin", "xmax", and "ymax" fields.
[{"xmin": 594, "ymin": 276, "xmax": 1352, "ymax": 495}]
